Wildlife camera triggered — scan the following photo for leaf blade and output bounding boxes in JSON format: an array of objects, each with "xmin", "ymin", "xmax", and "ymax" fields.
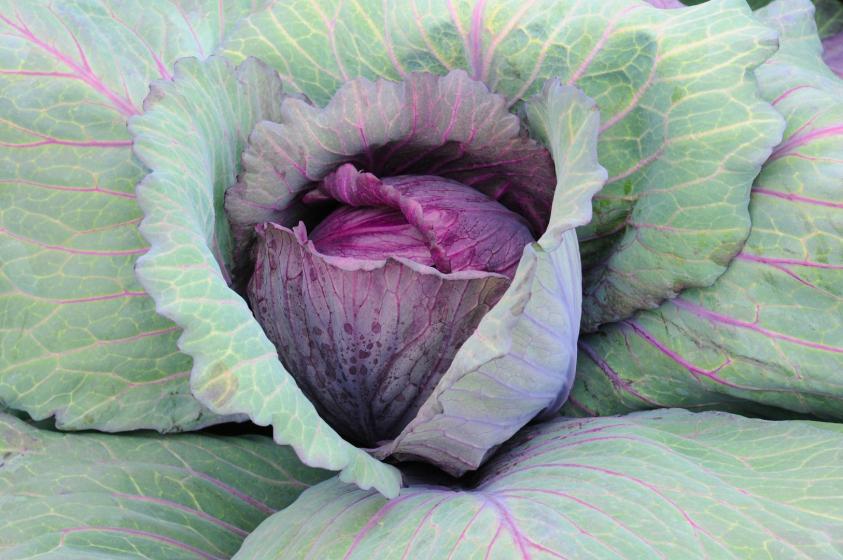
[
  {"xmin": 565, "ymin": 0, "xmax": 843, "ymax": 420},
  {"xmin": 221, "ymin": 0, "xmax": 784, "ymax": 329},
  {"xmin": 0, "ymin": 412, "xmax": 331, "ymax": 560},
  {"xmin": 0, "ymin": 0, "xmax": 269, "ymax": 431},
  {"xmin": 129, "ymin": 56, "xmax": 402, "ymax": 498},
  {"xmin": 233, "ymin": 409, "xmax": 843, "ymax": 559}
]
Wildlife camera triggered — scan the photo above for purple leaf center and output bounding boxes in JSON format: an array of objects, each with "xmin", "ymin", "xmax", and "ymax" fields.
[{"xmin": 305, "ymin": 163, "xmax": 535, "ymax": 278}]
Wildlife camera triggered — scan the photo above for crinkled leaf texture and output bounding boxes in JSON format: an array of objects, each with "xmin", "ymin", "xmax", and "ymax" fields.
[
  {"xmin": 129, "ymin": 56, "xmax": 402, "ymax": 497},
  {"xmin": 222, "ymin": 0, "xmax": 784, "ymax": 331},
  {"xmin": 564, "ymin": 0, "xmax": 843, "ymax": 420},
  {"xmin": 0, "ymin": 0, "xmax": 270, "ymax": 431},
  {"xmin": 226, "ymin": 70, "xmax": 557, "ymax": 264},
  {"xmin": 228, "ymin": 67, "xmax": 603, "ymax": 475},
  {"xmin": 0, "ymin": 412, "xmax": 330, "ymax": 559},
  {"xmin": 233, "ymin": 409, "xmax": 843, "ymax": 560}
]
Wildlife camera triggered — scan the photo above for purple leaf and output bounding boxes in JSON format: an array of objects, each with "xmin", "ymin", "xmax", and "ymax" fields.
[
  {"xmin": 308, "ymin": 163, "xmax": 535, "ymax": 277},
  {"xmin": 643, "ymin": 0, "xmax": 686, "ymax": 7},
  {"xmin": 226, "ymin": 68, "xmax": 601, "ymax": 474},
  {"xmin": 248, "ymin": 222, "xmax": 509, "ymax": 445}
]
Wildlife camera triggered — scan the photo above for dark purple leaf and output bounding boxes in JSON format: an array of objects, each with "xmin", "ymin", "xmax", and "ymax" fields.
[
  {"xmin": 307, "ymin": 164, "xmax": 534, "ymax": 277},
  {"xmin": 248, "ymin": 222, "xmax": 509, "ymax": 445}
]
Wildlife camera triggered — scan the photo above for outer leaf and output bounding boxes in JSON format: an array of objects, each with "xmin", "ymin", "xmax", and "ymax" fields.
[
  {"xmin": 564, "ymin": 0, "xmax": 843, "ymax": 420},
  {"xmin": 0, "ymin": 0, "xmax": 269, "ymax": 431},
  {"xmin": 369, "ymin": 82, "xmax": 606, "ymax": 475},
  {"xmin": 680, "ymin": 1, "xmax": 843, "ymax": 29},
  {"xmin": 221, "ymin": 0, "xmax": 783, "ymax": 330},
  {"xmin": 129, "ymin": 57, "xmax": 401, "ymax": 497},
  {"xmin": 234, "ymin": 409, "xmax": 843, "ymax": 559},
  {"xmin": 677, "ymin": 0, "xmax": 843, "ymax": 76},
  {"xmin": 0, "ymin": 412, "xmax": 330, "ymax": 559}
]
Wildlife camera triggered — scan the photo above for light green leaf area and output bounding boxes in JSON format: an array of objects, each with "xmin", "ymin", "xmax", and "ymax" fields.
[
  {"xmin": 0, "ymin": 0, "xmax": 270, "ymax": 431},
  {"xmin": 564, "ymin": 0, "xmax": 843, "ymax": 420},
  {"xmin": 234, "ymin": 409, "xmax": 843, "ymax": 560},
  {"xmin": 130, "ymin": 57, "xmax": 401, "ymax": 498},
  {"xmin": 222, "ymin": 0, "xmax": 783, "ymax": 330},
  {"xmin": 374, "ymin": 83, "xmax": 606, "ymax": 474},
  {"xmin": 0, "ymin": 412, "xmax": 330, "ymax": 559}
]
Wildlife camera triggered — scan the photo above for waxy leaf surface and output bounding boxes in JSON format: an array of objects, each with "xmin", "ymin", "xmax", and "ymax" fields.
[
  {"xmin": 234, "ymin": 409, "xmax": 843, "ymax": 560},
  {"xmin": 0, "ymin": 0, "xmax": 269, "ymax": 431},
  {"xmin": 565, "ymin": 0, "xmax": 843, "ymax": 420},
  {"xmin": 130, "ymin": 57, "xmax": 402, "ymax": 497},
  {"xmin": 370, "ymin": 81, "xmax": 606, "ymax": 474},
  {"xmin": 0, "ymin": 413, "xmax": 330, "ymax": 559},
  {"xmin": 226, "ymin": 68, "xmax": 601, "ymax": 476}
]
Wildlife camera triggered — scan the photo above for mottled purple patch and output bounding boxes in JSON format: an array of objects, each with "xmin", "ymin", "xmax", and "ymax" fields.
[{"xmin": 248, "ymin": 222, "xmax": 510, "ymax": 445}]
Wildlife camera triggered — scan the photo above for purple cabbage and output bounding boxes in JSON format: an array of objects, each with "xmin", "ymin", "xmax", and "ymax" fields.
[{"xmin": 232, "ymin": 71, "xmax": 558, "ymax": 447}]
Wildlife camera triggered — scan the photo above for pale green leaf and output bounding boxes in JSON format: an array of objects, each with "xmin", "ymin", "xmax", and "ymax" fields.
[
  {"xmin": 129, "ymin": 56, "xmax": 401, "ymax": 498},
  {"xmin": 564, "ymin": 0, "xmax": 843, "ymax": 420},
  {"xmin": 0, "ymin": 412, "xmax": 330, "ymax": 559},
  {"xmin": 0, "ymin": 0, "xmax": 269, "ymax": 432},
  {"xmin": 370, "ymin": 82, "xmax": 606, "ymax": 474},
  {"xmin": 234, "ymin": 409, "xmax": 843, "ymax": 560}
]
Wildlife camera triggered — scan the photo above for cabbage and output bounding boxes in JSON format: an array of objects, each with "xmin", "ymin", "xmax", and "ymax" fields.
[{"xmin": 2, "ymin": 0, "xmax": 843, "ymax": 557}]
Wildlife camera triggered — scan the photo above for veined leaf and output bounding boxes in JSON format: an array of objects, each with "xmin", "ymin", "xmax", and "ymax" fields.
[
  {"xmin": 565, "ymin": 0, "xmax": 843, "ymax": 420},
  {"xmin": 370, "ymin": 81, "xmax": 605, "ymax": 474},
  {"xmin": 129, "ymin": 56, "xmax": 402, "ymax": 498},
  {"xmin": 0, "ymin": 412, "xmax": 331, "ymax": 559},
  {"xmin": 222, "ymin": 67, "xmax": 603, "ymax": 476},
  {"xmin": 233, "ymin": 409, "xmax": 843, "ymax": 559},
  {"xmin": 0, "ymin": 0, "xmax": 269, "ymax": 431}
]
